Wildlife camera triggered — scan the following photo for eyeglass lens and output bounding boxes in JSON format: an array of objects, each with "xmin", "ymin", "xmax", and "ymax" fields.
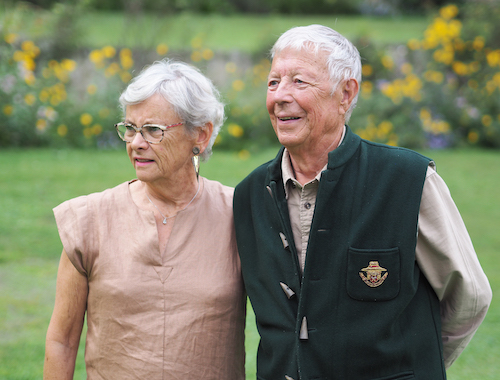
[{"xmin": 117, "ymin": 124, "xmax": 163, "ymax": 143}]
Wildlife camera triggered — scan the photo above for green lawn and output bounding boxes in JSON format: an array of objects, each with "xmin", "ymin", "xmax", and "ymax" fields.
[
  {"xmin": 0, "ymin": 147, "xmax": 498, "ymax": 379},
  {"xmin": 5, "ymin": 8, "xmax": 429, "ymax": 53},
  {"xmin": 79, "ymin": 12, "xmax": 429, "ymax": 52}
]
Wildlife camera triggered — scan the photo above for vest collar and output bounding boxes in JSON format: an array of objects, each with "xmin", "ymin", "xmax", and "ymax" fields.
[{"xmin": 266, "ymin": 125, "xmax": 361, "ymax": 184}]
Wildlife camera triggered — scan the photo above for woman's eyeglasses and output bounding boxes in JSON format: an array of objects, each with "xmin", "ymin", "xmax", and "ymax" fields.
[{"xmin": 115, "ymin": 122, "xmax": 183, "ymax": 144}]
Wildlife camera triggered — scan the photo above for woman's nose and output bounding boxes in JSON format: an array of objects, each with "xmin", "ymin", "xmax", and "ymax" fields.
[{"xmin": 129, "ymin": 130, "xmax": 149, "ymax": 149}]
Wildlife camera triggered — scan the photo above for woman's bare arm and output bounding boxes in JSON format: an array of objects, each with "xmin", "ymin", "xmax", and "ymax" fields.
[{"xmin": 44, "ymin": 250, "xmax": 88, "ymax": 380}]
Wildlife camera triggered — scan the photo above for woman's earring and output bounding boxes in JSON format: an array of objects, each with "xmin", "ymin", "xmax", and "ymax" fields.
[{"xmin": 192, "ymin": 147, "xmax": 200, "ymax": 178}]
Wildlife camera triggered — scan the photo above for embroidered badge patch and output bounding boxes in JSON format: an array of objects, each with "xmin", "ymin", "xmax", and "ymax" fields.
[{"xmin": 359, "ymin": 261, "xmax": 388, "ymax": 287}]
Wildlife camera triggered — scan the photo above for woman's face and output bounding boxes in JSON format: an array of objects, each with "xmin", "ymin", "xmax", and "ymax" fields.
[{"xmin": 124, "ymin": 93, "xmax": 198, "ymax": 184}]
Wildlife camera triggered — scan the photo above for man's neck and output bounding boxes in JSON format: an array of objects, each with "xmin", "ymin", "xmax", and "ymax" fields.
[{"xmin": 287, "ymin": 125, "xmax": 345, "ymax": 185}]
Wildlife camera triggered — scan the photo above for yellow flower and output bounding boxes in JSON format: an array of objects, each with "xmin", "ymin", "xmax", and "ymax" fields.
[
  {"xmin": 439, "ymin": 4, "xmax": 459, "ymax": 20},
  {"xmin": 362, "ymin": 64, "xmax": 373, "ymax": 77},
  {"xmin": 120, "ymin": 71, "xmax": 132, "ymax": 83},
  {"xmin": 156, "ymin": 43, "xmax": 169, "ymax": 56},
  {"xmin": 24, "ymin": 58, "xmax": 37, "ymax": 72},
  {"xmin": 473, "ymin": 36, "xmax": 485, "ymax": 51},
  {"xmin": 407, "ymin": 39, "xmax": 420, "ymax": 50},
  {"xmin": 228, "ymin": 123, "xmax": 244, "ymax": 138},
  {"xmin": 378, "ymin": 121, "xmax": 393, "ymax": 136},
  {"xmin": 232, "ymin": 80, "xmax": 245, "ymax": 92},
  {"xmin": 87, "ymin": 84, "xmax": 97, "ymax": 95},
  {"xmin": 105, "ymin": 62, "xmax": 121, "ymax": 77},
  {"xmin": 467, "ymin": 130, "xmax": 479, "ymax": 143},
  {"xmin": 424, "ymin": 70, "xmax": 444, "ymax": 84},
  {"xmin": 39, "ymin": 89, "xmax": 50, "ymax": 103},
  {"xmin": 469, "ymin": 61, "xmax": 480, "ymax": 73},
  {"xmin": 61, "ymin": 59, "xmax": 76, "ymax": 72},
  {"xmin": 3, "ymin": 105, "xmax": 13, "ymax": 116},
  {"xmin": 89, "ymin": 50, "xmax": 105, "ymax": 66},
  {"xmin": 452, "ymin": 61, "xmax": 469, "ymax": 76},
  {"xmin": 21, "ymin": 40, "xmax": 40, "ymax": 57},
  {"xmin": 24, "ymin": 72, "xmax": 36, "ymax": 86},
  {"xmin": 401, "ymin": 63, "xmax": 413, "ymax": 75},
  {"xmin": 361, "ymin": 81, "xmax": 373, "ymax": 98},
  {"xmin": 57, "ymin": 124, "xmax": 68, "ymax": 137},
  {"xmin": 36, "ymin": 119, "xmax": 47, "ymax": 131},
  {"xmin": 13, "ymin": 50, "xmax": 25, "ymax": 62},
  {"xmin": 486, "ymin": 50, "xmax": 500, "ymax": 67},
  {"xmin": 4, "ymin": 33, "xmax": 17, "ymax": 44},
  {"xmin": 493, "ymin": 73, "xmax": 500, "ymax": 86},
  {"xmin": 80, "ymin": 113, "xmax": 93, "ymax": 126},
  {"xmin": 102, "ymin": 46, "xmax": 116, "ymax": 58},
  {"xmin": 202, "ymin": 48, "xmax": 214, "ymax": 61},
  {"xmin": 120, "ymin": 49, "xmax": 134, "ymax": 70},
  {"xmin": 381, "ymin": 56, "xmax": 394, "ymax": 70},
  {"xmin": 24, "ymin": 93, "xmax": 36, "ymax": 106},
  {"xmin": 45, "ymin": 106, "xmax": 56, "ymax": 120},
  {"xmin": 482, "ymin": 115, "xmax": 493, "ymax": 127},
  {"xmin": 238, "ymin": 149, "xmax": 250, "ymax": 161},
  {"xmin": 92, "ymin": 124, "xmax": 103, "ymax": 135},
  {"xmin": 191, "ymin": 51, "xmax": 202, "ymax": 62},
  {"xmin": 387, "ymin": 135, "xmax": 399, "ymax": 146}
]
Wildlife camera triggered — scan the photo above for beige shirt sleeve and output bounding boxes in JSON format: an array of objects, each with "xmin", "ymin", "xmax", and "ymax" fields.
[{"xmin": 416, "ymin": 165, "xmax": 492, "ymax": 369}]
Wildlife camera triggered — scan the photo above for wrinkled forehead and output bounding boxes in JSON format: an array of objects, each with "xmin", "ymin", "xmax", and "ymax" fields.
[{"xmin": 270, "ymin": 47, "xmax": 330, "ymax": 77}]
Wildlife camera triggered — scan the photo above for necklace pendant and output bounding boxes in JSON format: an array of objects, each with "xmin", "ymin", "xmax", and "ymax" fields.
[{"xmin": 162, "ymin": 217, "xmax": 168, "ymax": 225}]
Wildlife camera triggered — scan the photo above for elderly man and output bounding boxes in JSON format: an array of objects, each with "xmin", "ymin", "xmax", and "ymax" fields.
[{"xmin": 233, "ymin": 25, "xmax": 491, "ymax": 380}]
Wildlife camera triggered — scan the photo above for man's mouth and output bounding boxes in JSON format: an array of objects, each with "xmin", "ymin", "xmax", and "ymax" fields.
[{"xmin": 279, "ymin": 117, "xmax": 300, "ymax": 121}]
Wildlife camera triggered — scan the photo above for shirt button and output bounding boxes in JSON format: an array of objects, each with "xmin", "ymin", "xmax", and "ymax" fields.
[{"xmin": 304, "ymin": 202, "xmax": 311, "ymax": 209}]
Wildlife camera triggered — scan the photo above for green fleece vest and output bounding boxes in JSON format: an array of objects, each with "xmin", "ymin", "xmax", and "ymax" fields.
[{"xmin": 234, "ymin": 127, "xmax": 446, "ymax": 380}]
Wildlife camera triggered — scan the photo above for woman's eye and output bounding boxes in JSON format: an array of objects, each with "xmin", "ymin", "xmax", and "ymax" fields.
[
  {"xmin": 268, "ymin": 80, "xmax": 278, "ymax": 87},
  {"xmin": 125, "ymin": 125, "xmax": 135, "ymax": 131},
  {"xmin": 146, "ymin": 126, "xmax": 161, "ymax": 133}
]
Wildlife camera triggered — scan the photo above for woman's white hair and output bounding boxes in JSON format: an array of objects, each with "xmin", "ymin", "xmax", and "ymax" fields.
[
  {"xmin": 271, "ymin": 24, "xmax": 362, "ymax": 122},
  {"xmin": 119, "ymin": 59, "xmax": 225, "ymax": 161}
]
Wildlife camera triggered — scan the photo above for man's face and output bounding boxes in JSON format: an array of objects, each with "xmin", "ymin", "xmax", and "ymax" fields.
[{"xmin": 266, "ymin": 47, "xmax": 346, "ymax": 152}]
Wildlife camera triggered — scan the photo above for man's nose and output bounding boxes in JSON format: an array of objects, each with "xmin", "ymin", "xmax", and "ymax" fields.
[{"xmin": 273, "ymin": 81, "xmax": 293, "ymax": 104}]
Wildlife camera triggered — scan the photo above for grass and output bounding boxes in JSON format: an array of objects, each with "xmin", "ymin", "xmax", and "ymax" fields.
[
  {"xmin": 0, "ymin": 147, "xmax": 499, "ymax": 379},
  {"xmin": 79, "ymin": 12, "xmax": 430, "ymax": 52},
  {"xmin": 4, "ymin": 8, "xmax": 429, "ymax": 53}
]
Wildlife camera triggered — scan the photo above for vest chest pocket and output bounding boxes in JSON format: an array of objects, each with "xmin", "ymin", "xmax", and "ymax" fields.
[{"xmin": 346, "ymin": 247, "xmax": 400, "ymax": 301}]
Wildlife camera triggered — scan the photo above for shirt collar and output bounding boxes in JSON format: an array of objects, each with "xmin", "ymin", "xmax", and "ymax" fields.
[{"xmin": 282, "ymin": 125, "xmax": 346, "ymax": 199}]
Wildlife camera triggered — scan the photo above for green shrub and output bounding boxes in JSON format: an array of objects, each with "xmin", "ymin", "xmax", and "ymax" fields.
[
  {"xmin": 1, "ymin": 2, "xmax": 499, "ymax": 150},
  {"xmin": 353, "ymin": 2, "xmax": 500, "ymax": 148}
]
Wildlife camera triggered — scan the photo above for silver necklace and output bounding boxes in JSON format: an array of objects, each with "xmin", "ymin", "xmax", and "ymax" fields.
[{"xmin": 146, "ymin": 180, "xmax": 200, "ymax": 225}]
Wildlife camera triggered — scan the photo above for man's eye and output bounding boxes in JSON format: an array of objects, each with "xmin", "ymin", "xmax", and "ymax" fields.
[{"xmin": 268, "ymin": 80, "xmax": 278, "ymax": 87}]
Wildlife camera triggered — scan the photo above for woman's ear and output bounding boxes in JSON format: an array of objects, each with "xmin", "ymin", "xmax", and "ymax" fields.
[{"xmin": 197, "ymin": 121, "xmax": 214, "ymax": 153}]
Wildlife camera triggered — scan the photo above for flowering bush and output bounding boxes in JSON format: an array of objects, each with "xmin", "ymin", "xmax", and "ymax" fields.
[
  {"xmin": 1, "ymin": 2, "xmax": 499, "ymax": 151},
  {"xmin": 353, "ymin": 2, "xmax": 500, "ymax": 148}
]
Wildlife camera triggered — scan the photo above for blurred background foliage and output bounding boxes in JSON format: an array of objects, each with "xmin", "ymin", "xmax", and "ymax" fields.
[{"xmin": 1, "ymin": 0, "xmax": 499, "ymax": 153}]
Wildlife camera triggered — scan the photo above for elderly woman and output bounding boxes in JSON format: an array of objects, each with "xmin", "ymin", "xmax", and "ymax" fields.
[{"xmin": 44, "ymin": 60, "xmax": 245, "ymax": 379}]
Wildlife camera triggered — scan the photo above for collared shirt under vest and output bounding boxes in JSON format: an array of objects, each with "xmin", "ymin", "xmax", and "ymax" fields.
[{"xmin": 233, "ymin": 126, "xmax": 447, "ymax": 380}]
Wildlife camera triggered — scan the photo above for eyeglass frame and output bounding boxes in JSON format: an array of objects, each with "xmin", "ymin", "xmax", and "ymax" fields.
[{"xmin": 114, "ymin": 121, "xmax": 184, "ymax": 144}]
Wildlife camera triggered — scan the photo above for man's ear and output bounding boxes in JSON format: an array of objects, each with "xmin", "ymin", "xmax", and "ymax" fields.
[{"xmin": 339, "ymin": 78, "xmax": 359, "ymax": 115}]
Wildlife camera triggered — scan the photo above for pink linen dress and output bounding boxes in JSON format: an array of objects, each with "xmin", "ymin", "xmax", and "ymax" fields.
[{"xmin": 53, "ymin": 177, "xmax": 246, "ymax": 380}]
